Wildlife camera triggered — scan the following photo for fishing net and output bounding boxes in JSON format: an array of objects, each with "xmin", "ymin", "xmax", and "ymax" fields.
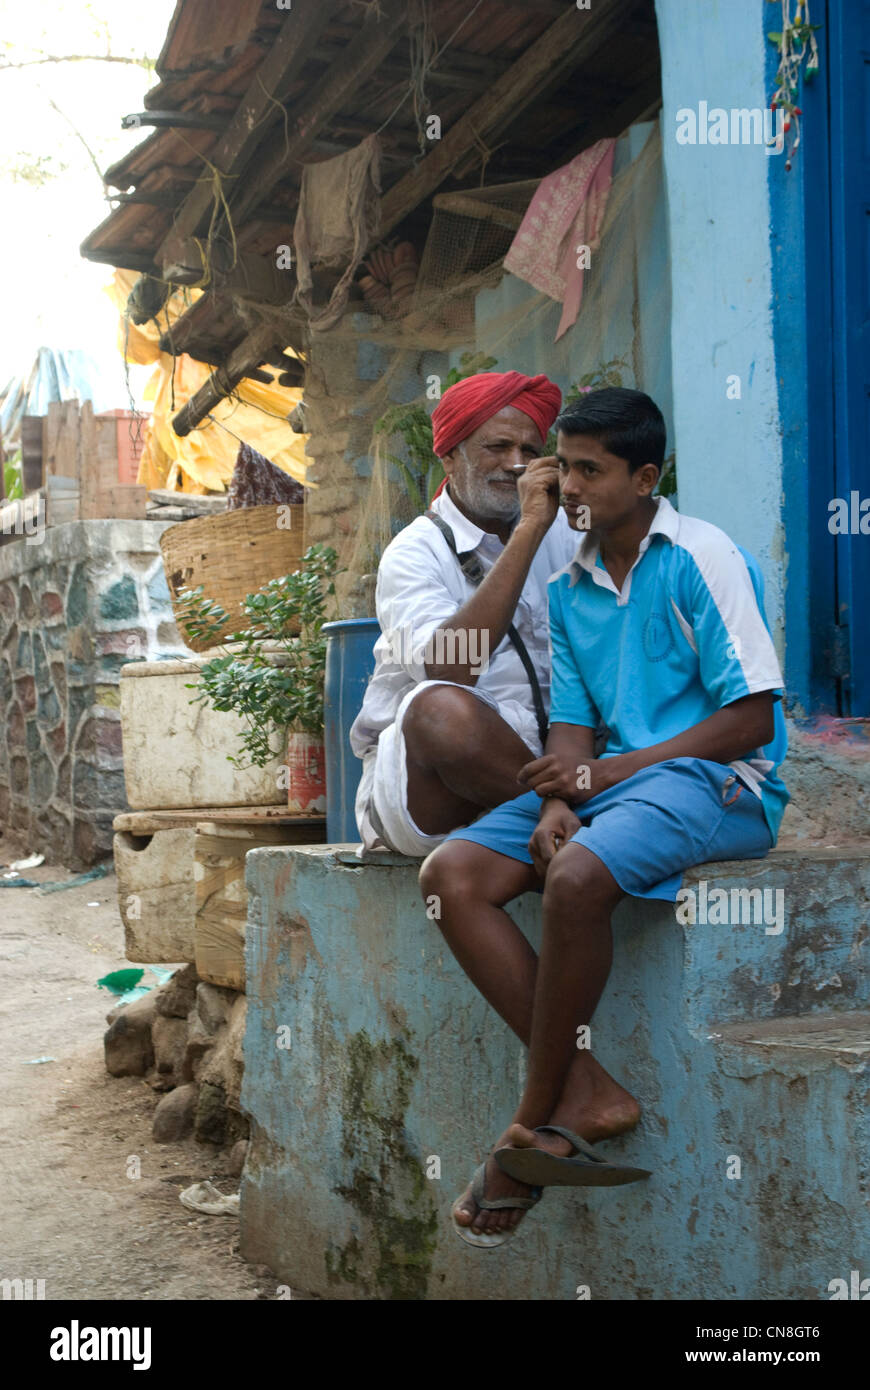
[{"xmin": 268, "ymin": 119, "xmax": 670, "ymax": 616}]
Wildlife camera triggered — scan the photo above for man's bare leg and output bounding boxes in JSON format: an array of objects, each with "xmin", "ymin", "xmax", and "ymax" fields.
[
  {"xmin": 403, "ymin": 684, "xmax": 535, "ymax": 835},
  {"xmin": 420, "ymin": 840, "xmax": 638, "ymax": 1236}
]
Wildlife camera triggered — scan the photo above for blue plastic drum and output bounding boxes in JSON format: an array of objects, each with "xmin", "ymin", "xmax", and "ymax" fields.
[{"xmin": 322, "ymin": 618, "xmax": 379, "ymax": 842}]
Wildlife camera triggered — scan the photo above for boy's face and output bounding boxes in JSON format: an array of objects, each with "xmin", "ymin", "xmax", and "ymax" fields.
[{"xmin": 556, "ymin": 430, "xmax": 659, "ymax": 532}]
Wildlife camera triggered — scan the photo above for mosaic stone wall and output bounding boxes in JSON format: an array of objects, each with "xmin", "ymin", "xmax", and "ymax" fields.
[{"xmin": 0, "ymin": 520, "xmax": 189, "ymax": 868}]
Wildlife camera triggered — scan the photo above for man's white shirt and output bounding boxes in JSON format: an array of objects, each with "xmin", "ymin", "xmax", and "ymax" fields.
[{"xmin": 350, "ymin": 487, "xmax": 579, "ymax": 762}]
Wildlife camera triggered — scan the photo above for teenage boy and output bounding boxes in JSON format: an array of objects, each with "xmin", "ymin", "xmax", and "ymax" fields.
[{"xmin": 419, "ymin": 387, "xmax": 788, "ymax": 1247}]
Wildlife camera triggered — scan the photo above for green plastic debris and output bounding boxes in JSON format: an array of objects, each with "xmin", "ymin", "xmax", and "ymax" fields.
[
  {"xmin": 96, "ymin": 965, "xmax": 173, "ymax": 1007},
  {"xmin": 97, "ymin": 968, "xmax": 145, "ymax": 995},
  {"xmin": 114, "ymin": 986, "xmax": 151, "ymax": 1006}
]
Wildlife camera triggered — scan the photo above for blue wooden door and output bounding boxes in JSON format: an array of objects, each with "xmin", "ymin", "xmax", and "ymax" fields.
[{"xmin": 828, "ymin": 0, "xmax": 870, "ymax": 713}]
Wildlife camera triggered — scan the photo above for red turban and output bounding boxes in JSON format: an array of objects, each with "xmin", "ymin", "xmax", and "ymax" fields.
[{"xmin": 431, "ymin": 371, "xmax": 562, "ymax": 460}]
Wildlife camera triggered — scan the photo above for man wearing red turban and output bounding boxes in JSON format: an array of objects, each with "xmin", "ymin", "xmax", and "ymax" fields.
[
  {"xmin": 431, "ymin": 371, "xmax": 563, "ymax": 467},
  {"xmin": 350, "ymin": 369, "xmax": 577, "ymax": 860}
]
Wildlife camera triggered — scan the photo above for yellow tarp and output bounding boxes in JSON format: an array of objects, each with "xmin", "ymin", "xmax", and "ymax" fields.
[{"xmin": 107, "ymin": 270, "xmax": 310, "ymax": 495}]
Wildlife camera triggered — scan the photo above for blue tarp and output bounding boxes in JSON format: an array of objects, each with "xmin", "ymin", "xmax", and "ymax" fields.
[{"xmin": 0, "ymin": 346, "xmax": 124, "ymax": 452}]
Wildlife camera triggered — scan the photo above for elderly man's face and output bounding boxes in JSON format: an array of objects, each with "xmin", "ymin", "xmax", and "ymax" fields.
[{"xmin": 442, "ymin": 405, "xmax": 544, "ymax": 522}]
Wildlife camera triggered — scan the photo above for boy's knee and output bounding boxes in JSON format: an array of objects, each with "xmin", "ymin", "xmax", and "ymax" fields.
[{"xmin": 543, "ymin": 848, "xmax": 618, "ymax": 916}]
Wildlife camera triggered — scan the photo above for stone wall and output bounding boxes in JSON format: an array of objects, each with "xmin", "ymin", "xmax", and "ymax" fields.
[
  {"xmin": 0, "ymin": 519, "xmax": 189, "ymax": 867},
  {"xmin": 104, "ymin": 964, "xmax": 249, "ymax": 1156},
  {"xmin": 302, "ymin": 313, "xmax": 446, "ymax": 616}
]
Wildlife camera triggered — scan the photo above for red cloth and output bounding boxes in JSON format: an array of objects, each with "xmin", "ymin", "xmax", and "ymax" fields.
[{"xmin": 431, "ymin": 370, "xmax": 561, "ymax": 460}]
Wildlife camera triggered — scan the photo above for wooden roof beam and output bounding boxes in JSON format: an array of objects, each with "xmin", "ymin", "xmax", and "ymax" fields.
[
  {"xmin": 156, "ymin": 1, "xmax": 343, "ymax": 261},
  {"xmin": 378, "ymin": 0, "xmax": 638, "ymax": 239},
  {"xmin": 160, "ymin": 234, "xmax": 291, "ymax": 305},
  {"xmin": 78, "ymin": 244, "xmax": 158, "ymax": 275},
  {"xmin": 309, "ymin": 39, "xmax": 512, "ymax": 88},
  {"xmin": 171, "ymin": 325, "xmax": 286, "ymax": 438},
  {"xmin": 230, "ymin": 0, "xmax": 406, "ymax": 227}
]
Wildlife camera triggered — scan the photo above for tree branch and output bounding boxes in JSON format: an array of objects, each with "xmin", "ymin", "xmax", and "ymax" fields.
[
  {"xmin": 47, "ymin": 97, "xmax": 110, "ymax": 200},
  {"xmin": 0, "ymin": 54, "xmax": 154, "ymax": 72}
]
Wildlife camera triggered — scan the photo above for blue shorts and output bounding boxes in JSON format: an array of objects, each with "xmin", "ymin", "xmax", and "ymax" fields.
[{"xmin": 444, "ymin": 757, "xmax": 774, "ymax": 901}]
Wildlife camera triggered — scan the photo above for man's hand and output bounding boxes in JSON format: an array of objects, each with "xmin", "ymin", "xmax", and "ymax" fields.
[
  {"xmin": 528, "ymin": 798, "xmax": 581, "ymax": 877},
  {"xmin": 516, "ymin": 455, "xmax": 560, "ymax": 532},
  {"xmin": 518, "ymin": 752, "xmax": 619, "ymax": 802}
]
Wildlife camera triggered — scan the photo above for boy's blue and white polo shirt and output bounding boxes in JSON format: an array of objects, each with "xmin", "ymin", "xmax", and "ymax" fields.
[{"xmin": 548, "ymin": 495, "xmax": 788, "ymax": 842}]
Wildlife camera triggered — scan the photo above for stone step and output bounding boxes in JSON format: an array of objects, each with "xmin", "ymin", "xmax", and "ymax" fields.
[
  {"xmin": 674, "ymin": 846, "xmax": 870, "ymax": 1031},
  {"xmin": 712, "ymin": 1010, "xmax": 870, "ymax": 1067}
]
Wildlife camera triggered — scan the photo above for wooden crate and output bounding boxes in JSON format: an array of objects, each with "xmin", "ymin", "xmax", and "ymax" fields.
[
  {"xmin": 194, "ymin": 818, "xmax": 326, "ymax": 991},
  {"xmin": 114, "ymin": 826, "xmax": 198, "ymax": 964},
  {"xmin": 112, "ymin": 807, "xmax": 326, "ymax": 977},
  {"xmin": 20, "ymin": 416, "xmax": 44, "ymax": 494},
  {"xmin": 41, "ymin": 400, "xmax": 147, "ymax": 523}
]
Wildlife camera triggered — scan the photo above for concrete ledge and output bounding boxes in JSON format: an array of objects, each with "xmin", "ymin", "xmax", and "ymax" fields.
[
  {"xmin": 240, "ymin": 845, "xmax": 870, "ymax": 1299},
  {"xmin": 0, "ymin": 517, "xmax": 174, "ymax": 579}
]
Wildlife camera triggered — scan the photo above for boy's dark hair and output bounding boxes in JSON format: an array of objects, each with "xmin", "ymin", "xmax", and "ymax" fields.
[{"xmin": 555, "ymin": 387, "xmax": 666, "ymax": 474}]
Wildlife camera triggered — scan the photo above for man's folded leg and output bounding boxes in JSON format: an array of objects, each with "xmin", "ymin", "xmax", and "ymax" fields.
[{"xmin": 357, "ymin": 679, "xmax": 538, "ymax": 857}]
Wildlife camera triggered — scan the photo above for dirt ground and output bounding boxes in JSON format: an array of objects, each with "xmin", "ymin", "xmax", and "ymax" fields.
[{"xmin": 0, "ymin": 828, "xmax": 279, "ymax": 1302}]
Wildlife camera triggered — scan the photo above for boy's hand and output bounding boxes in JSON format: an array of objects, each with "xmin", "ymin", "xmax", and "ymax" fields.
[
  {"xmin": 519, "ymin": 752, "xmax": 632, "ymax": 803},
  {"xmin": 528, "ymin": 799, "xmax": 581, "ymax": 877}
]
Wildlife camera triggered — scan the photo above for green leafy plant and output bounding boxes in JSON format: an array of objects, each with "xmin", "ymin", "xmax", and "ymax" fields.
[
  {"xmin": 3, "ymin": 448, "xmax": 23, "ymax": 502},
  {"xmin": 374, "ymin": 350, "xmax": 498, "ymax": 513},
  {"xmin": 565, "ymin": 355, "xmax": 630, "ymax": 402},
  {"xmin": 177, "ymin": 544, "xmax": 341, "ymax": 769},
  {"xmin": 657, "ymin": 450, "xmax": 677, "ymax": 499},
  {"xmin": 544, "ymin": 356, "xmax": 629, "ymax": 453}
]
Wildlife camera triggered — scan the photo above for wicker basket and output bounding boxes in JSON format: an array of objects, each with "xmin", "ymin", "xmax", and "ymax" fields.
[{"xmin": 160, "ymin": 503, "xmax": 305, "ymax": 652}]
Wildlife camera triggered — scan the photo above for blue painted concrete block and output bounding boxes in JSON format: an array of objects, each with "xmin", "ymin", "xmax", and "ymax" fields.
[{"xmin": 240, "ymin": 845, "xmax": 870, "ymax": 1300}]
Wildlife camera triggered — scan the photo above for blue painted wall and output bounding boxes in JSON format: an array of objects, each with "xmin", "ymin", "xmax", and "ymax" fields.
[{"xmin": 655, "ymin": 0, "xmax": 786, "ymax": 657}]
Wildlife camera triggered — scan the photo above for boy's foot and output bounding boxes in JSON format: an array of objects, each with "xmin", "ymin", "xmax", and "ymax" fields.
[
  {"xmin": 554, "ymin": 1090, "xmax": 641, "ymax": 1144},
  {"xmin": 553, "ymin": 1052, "xmax": 642, "ymax": 1143},
  {"xmin": 450, "ymin": 1128, "xmax": 578, "ymax": 1239},
  {"xmin": 495, "ymin": 1121, "xmax": 652, "ymax": 1188},
  {"xmin": 453, "ymin": 1130, "xmax": 558, "ymax": 1238},
  {"xmin": 454, "ymin": 1079, "xmax": 641, "ymax": 1237},
  {"xmin": 497, "ymin": 1086, "xmax": 641, "ymax": 1169}
]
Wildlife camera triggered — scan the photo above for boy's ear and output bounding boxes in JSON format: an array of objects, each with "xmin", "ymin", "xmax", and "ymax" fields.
[{"xmin": 635, "ymin": 462, "xmax": 660, "ymax": 497}]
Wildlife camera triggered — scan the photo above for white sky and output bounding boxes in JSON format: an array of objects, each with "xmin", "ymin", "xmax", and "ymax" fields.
[{"xmin": 0, "ymin": 0, "xmax": 178, "ymax": 395}]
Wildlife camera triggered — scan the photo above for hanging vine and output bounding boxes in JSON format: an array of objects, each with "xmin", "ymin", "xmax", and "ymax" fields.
[{"xmin": 767, "ymin": 0, "xmax": 821, "ymax": 170}]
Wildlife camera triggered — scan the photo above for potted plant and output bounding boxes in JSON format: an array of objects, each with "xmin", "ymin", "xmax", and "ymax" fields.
[{"xmin": 176, "ymin": 544, "xmax": 341, "ymax": 813}]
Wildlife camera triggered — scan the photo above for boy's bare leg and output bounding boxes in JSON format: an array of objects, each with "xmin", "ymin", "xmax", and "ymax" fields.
[
  {"xmin": 488, "ymin": 844, "xmax": 627, "ymax": 1229},
  {"xmin": 420, "ymin": 840, "xmax": 637, "ymax": 1236}
]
